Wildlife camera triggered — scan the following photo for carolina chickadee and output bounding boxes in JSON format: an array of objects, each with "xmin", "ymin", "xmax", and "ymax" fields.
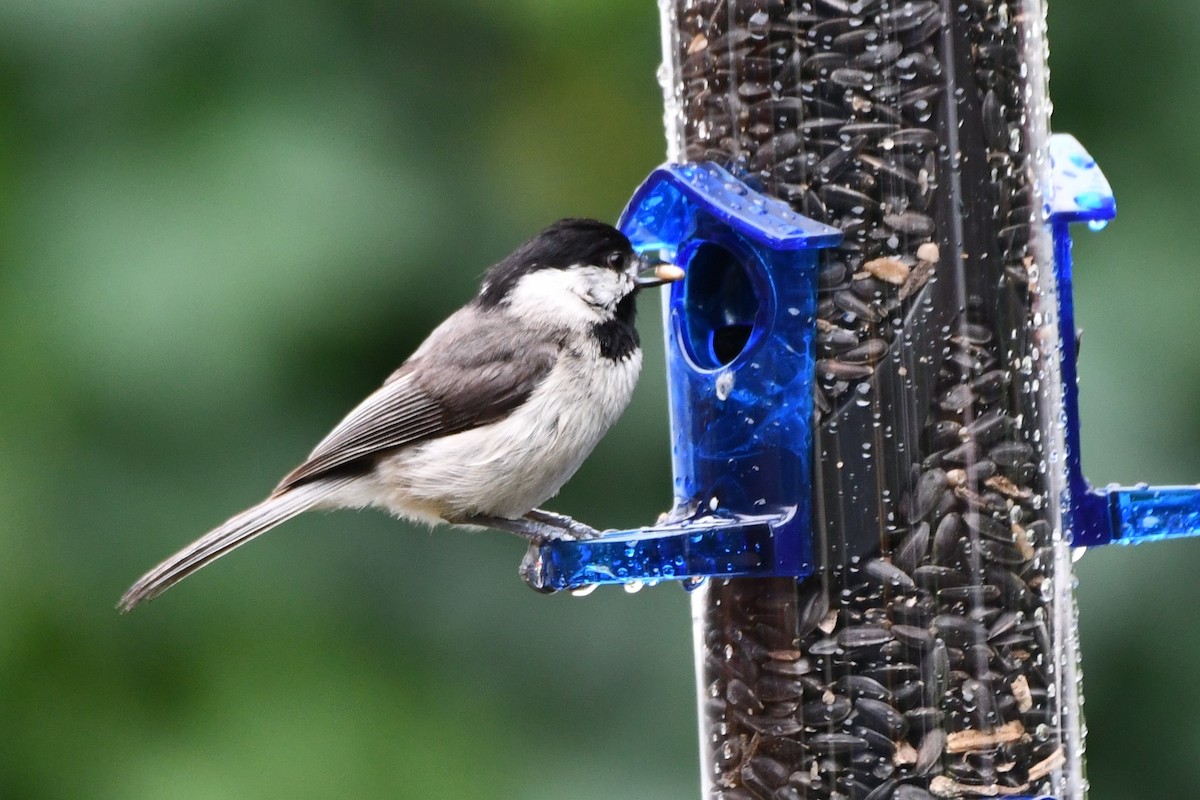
[{"xmin": 119, "ymin": 218, "xmax": 682, "ymax": 611}]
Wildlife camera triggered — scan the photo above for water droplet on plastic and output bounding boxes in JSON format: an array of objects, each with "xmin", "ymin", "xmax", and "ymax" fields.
[
  {"xmin": 623, "ymin": 580, "xmax": 645, "ymax": 594},
  {"xmin": 715, "ymin": 371, "xmax": 734, "ymax": 401},
  {"xmin": 570, "ymin": 583, "xmax": 598, "ymax": 597}
]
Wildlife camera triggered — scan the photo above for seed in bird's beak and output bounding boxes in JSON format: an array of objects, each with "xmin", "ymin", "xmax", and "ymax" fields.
[{"xmin": 635, "ymin": 262, "xmax": 685, "ymax": 289}]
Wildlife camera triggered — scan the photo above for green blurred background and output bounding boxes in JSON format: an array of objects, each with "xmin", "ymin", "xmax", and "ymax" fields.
[{"xmin": 1, "ymin": 1, "xmax": 1198, "ymax": 798}]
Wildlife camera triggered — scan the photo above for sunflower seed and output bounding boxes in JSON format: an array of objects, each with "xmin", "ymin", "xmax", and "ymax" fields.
[
  {"xmin": 854, "ymin": 697, "xmax": 909, "ymax": 738},
  {"xmin": 989, "ymin": 440, "xmax": 1034, "ymax": 469},
  {"xmin": 862, "ymin": 256, "xmax": 911, "ymax": 285},
  {"xmin": 909, "ymin": 468, "xmax": 948, "ymax": 521},
  {"xmin": 808, "ymin": 733, "xmax": 870, "ymax": 756},
  {"xmin": 894, "ymin": 522, "xmax": 931, "ymax": 574},
  {"xmin": 884, "ymin": 210, "xmax": 936, "ymax": 237},
  {"xmin": 892, "ymin": 623, "xmax": 935, "ymax": 653},
  {"xmin": 802, "ymin": 696, "xmax": 853, "ymax": 725},
  {"xmin": 838, "ymin": 623, "xmax": 894, "ymax": 648},
  {"xmin": 914, "ymin": 728, "xmax": 947, "ymax": 776},
  {"xmin": 841, "ymin": 338, "xmax": 890, "ymax": 365},
  {"xmin": 818, "ymin": 358, "xmax": 875, "ymax": 381},
  {"xmin": 835, "ymin": 674, "xmax": 893, "ymax": 703}
]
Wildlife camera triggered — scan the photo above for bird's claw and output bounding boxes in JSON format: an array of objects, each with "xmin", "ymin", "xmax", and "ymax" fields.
[{"xmin": 523, "ymin": 509, "xmax": 602, "ymax": 540}]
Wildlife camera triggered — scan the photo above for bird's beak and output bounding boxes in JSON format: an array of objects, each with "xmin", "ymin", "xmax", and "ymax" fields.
[{"xmin": 633, "ymin": 256, "xmax": 685, "ymax": 289}]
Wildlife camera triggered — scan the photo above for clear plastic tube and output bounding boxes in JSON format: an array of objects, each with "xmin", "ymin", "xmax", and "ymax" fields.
[{"xmin": 659, "ymin": 1, "xmax": 1085, "ymax": 797}]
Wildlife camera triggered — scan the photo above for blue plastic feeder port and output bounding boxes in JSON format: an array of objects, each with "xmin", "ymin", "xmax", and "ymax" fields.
[{"xmin": 522, "ymin": 163, "xmax": 841, "ymax": 593}]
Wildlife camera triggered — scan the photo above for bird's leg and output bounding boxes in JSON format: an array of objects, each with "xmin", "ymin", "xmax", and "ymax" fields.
[
  {"xmin": 450, "ymin": 513, "xmax": 573, "ymax": 543},
  {"xmin": 524, "ymin": 508, "xmax": 602, "ymax": 540}
]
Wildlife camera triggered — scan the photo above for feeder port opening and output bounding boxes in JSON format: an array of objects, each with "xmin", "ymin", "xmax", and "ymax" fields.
[{"xmin": 679, "ymin": 241, "xmax": 761, "ymax": 370}]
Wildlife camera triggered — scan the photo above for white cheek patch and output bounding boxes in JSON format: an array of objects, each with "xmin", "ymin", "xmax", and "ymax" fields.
[
  {"xmin": 576, "ymin": 268, "xmax": 619, "ymax": 309},
  {"xmin": 506, "ymin": 269, "xmax": 588, "ymax": 322},
  {"xmin": 507, "ymin": 265, "xmax": 630, "ymax": 323}
]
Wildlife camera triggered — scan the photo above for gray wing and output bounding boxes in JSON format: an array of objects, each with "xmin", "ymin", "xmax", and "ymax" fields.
[{"xmin": 273, "ymin": 306, "xmax": 561, "ymax": 494}]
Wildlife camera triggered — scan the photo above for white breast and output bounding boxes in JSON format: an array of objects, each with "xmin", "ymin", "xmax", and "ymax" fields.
[{"xmin": 368, "ymin": 347, "xmax": 643, "ymax": 523}]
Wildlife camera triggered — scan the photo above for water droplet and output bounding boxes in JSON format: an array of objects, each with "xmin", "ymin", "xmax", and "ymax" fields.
[
  {"xmin": 623, "ymin": 579, "xmax": 645, "ymax": 594},
  {"xmin": 570, "ymin": 583, "xmax": 598, "ymax": 597},
  {"xmin": 715, "ymin": 371, "xmax": 734, "ymax": 401},
  {"xmin": 854, "ymin": 383, "xmax": 872, "ymax": 407}
]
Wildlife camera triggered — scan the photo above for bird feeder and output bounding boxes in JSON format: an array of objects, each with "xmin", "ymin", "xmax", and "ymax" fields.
[{"xmin": 525, "ymin": 2, "xmax": 1200, "ymax": 798}]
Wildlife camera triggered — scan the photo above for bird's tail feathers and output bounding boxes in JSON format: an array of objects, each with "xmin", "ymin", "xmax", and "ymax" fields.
[{"xmin": 118, "ymin": 478, "xmax": 350, "ymax": 612}]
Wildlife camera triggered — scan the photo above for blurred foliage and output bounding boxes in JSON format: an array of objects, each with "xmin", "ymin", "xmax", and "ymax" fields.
[{"xmin": 0, "ymin": 1, "xmax": 1197, "ymax": 798}]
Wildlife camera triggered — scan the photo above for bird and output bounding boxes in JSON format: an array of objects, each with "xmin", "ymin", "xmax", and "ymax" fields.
[{"xmin": 118, "ymin": 218, "xmax": 683, "ymax": 611}]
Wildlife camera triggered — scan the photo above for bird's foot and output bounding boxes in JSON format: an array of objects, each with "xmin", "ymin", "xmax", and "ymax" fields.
[
  {"xmin": 451, "ymin": 513, "xmax": 575, "ymax": 544},
  {"xmin": 524, "ymin": 508, "xmax": 602, "ymax": 540}
]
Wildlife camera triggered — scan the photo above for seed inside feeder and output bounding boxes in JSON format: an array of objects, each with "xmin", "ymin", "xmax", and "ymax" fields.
[{"xmin": 670, "ymin": 0, "xmax": 1065, "ymax": 796}]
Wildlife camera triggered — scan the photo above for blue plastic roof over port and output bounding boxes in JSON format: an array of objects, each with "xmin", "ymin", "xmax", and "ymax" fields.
[
  {"xmin": 1046, "ymin": 133, "xmax": 1117, "ymax": 225},
  {"xmin": 620, "ymin": 161, "xmax": 842, "ymax": 255},
  {"xmin": 520, "ymin": 162, "xmax": 840, "ymax": 593}
]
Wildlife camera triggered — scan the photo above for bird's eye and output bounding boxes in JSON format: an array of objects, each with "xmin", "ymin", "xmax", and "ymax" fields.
[{"xmin": 605, "ymin": 251, "xmax": 625, "ymax": 268}]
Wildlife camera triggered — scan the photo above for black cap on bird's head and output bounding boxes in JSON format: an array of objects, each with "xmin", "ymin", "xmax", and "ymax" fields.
[
  {"xmin": 527, "ymin": 218, "xmax": 634, "ymax": 270},
  {"xmin": 477, "ymin": 218, "xmax": 680, "ymax": 307}
]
